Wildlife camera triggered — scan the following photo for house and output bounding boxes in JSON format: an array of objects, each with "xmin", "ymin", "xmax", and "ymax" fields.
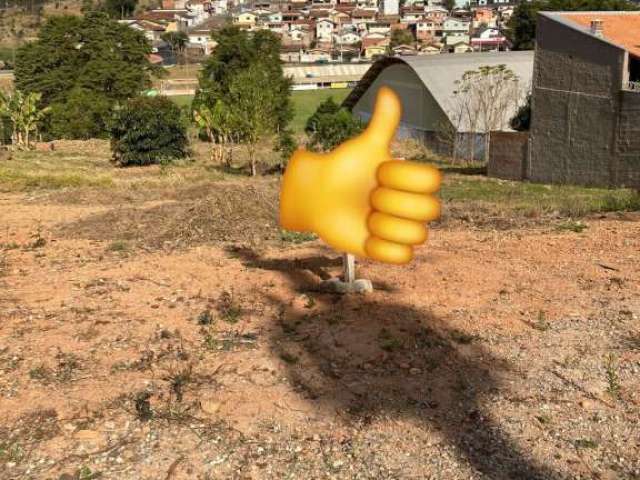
[
  {"xmin": 301, "ymin": 48, "xmax": 332, "ymax": 62},
  {"xmin": 413, "ymin": 20, "xmax": 442, "ymax": 41},
  {"xmin": 528, "ymin": 11, "xmax": 640, "ymax": 188},
  {"xmin": 344, "ymin": 51, "xmax": 533, "ymax": 157},
  {"xmin": 443, "ymin": 16, "xmax": 470, "ymax": 46},
  {"xmin": 418, "ymin": 43, "xmax": 441, "ymax": 54},
  {"xmin": 351, "ymin": 8, "xmax": 377, "ymax": 25},
  {"xmin": 368, "ymin": 21, "xmax": 392, "ymax": 34},
  {"xmin": 424, "ymin": 6, "xmax": 448, "ymax": 22},
  {"xmin": 363, "ymin": 44, "xmax": 388, "ymax": 58},
  {"xmin": 382, "ymin": 0, "xmax": 399, "ymax": 16},
  {"xmin": 187, "ymin": 28, "xmax": 216, "ymax": 55},
  {"xmin": 392, "ymin": 44, "xmax": 418, "ymax": 55},
  {"xmin": 450, "ymin": 40, "xmax": 472, "ymax": 53},
  {"xmin": 335, "ymin": 31, "xmax": 361, "ymax": 45},
  {"xmin": 316, "ymin": 19, "xmax": 336, "ymax": 41},
  {"xmin": 472, "ymin": 7, "xmax": 497, "ymax": 29},
  {"xmin": 401, "ymin": 8, "xmax": 424, "ymax": 23},
  {"xmin": 234, "ymin": 11, "xmax": 257, "ymax": 26},
  {"xmin": 470, "ymin": 27, "xmax": 507, "ymax": 51}
]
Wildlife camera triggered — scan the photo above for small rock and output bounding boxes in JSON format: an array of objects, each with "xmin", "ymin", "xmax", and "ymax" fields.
[
  {"xmin": 409, "ymin": 368, "xmax": 422, "ymax": 375},
  {"xmin": 201, "ymin": 400, "xmax": 221, "ymax": 415},
  {"xmin": 398, "ymin": 362, "xmax": 411, "ymax": 370}
]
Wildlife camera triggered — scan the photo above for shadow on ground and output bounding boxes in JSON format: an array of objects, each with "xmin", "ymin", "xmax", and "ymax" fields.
[{"xmin": 233, "ymin": 247, "xmax": 561, "ymax": 480}]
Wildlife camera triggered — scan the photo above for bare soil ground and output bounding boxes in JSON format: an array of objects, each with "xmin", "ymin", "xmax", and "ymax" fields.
[{"xmin": 1, "ymin": 149, "xmax": 639, "ymax": 480}]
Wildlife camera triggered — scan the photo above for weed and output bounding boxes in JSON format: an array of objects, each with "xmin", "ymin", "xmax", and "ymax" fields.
[
  {"xmin": 217, "ymin": 290, "xmax": 241, "ymax": 324},
  {"xmin": 29, "ymin": 364, "xmax": 51, "ymax": 382},
  {"xmin": 450, "ymin": 329, "xmax": 478, "ymax": 344},
  {"xmin": 77, "ymin": 466, "xmax": 102, "ymax": 479},
  {"xmin": 535, "ymin": 414, "xmax": 551, "ymax": 425},
  {"xmin": 280, "ymin": 230, "xmax": 316, "ymax": 244},
  {"xmin": 604, "ymin": 353, "xmax": 621, "ymax": 399},
  {"xmin": 626, "ymin": 331, "xmax": 640, "ymax": 350},
  {"xmin": 167, "ymin": 366, "xmax": 193, "ymax": 402},
  {"xmin": 0, "ymin": 241, "xmax": 20, "ymax": 250},
  {"xmin": 280, "ymin": 352, "xmax": 299, "ymax": 364},
  {"xmin": 197, "ymin": 309, "xmax": 214, "ymax": 325},
  {"xmin": 378, "ymin": 328, "xmax": 402, "ymax": 352},
  {"xmin": 29, "ymin": 228, "xmax": 46, "ymax": 249},
  {"xmin": 533, "ymin": 311, "xmax": 551, "ymax": 332},
  {"xmin": 106, "ymin": 240, "xmax": 129, "ymax": 252},
  {"xmin": 55, "ymin": 351, "xmax": 82, "ymax": 382},
  {"xmin": 573, "ymin": 438, "xmax": 598, "ymax": 449},
  {"xmin": 135, "ymin": 391, "xmax": 153, "ymax": 421},
  {"xmin": 556, "ymin": 220, "xmax": 588, "ymax": 233},
  {"xmin": 0, "ymin": 440, "xmax": 24, "ymax": 463},
  {"xmin": 304, "ymin": 295, "xmax": 316, "ymax": 309}
]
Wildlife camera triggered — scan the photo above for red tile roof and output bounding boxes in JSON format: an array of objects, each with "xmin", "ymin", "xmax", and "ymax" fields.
[{"xmin": 562, "ymin": 12, "xmax": 640, "ymax": 58}]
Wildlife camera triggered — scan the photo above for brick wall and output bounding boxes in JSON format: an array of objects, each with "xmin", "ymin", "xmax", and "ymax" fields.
[{"xmin": 487, "ymin": 131, "xmax": 529, "ymax": 181}]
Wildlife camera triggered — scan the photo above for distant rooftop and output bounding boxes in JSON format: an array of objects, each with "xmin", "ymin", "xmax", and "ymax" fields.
[{"xmin": 543, "ymin": 11, "xmax": 640, "ymax": 58}]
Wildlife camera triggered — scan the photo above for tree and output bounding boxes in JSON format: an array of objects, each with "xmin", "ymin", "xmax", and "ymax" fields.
[
  {"xmin": 227, "ymin": 64, "xmax": 280, "ymax": 176},
  {"xmin": 507, "ymin": 0, "xmax": 637, "ymax": 50},
  {"xmin": 506, "ymin": 1, "xmax": 543, "ymax": 50},
  {"xmin": 161, "ymin": 31, "xmax": 189, "ymax": 65},
  {"xmin": 390, "ymin": 28, "xmax": 414, "ymax": 48},
  {"xmin": 109, "ymin": 96, "xmax": 188, "ymax": 167},
  {"xmin": 103, "ymin": 0, "xmax": 138, "ymax": 18},
  {"xmin": 451, "ymin": 64, "xmax": 523, "ymax": 162},
  {"xmin": 443, "ymin": 0, "xmax": 456, "ymax": 12},
  {"xmin": 194, "ymin": 26, "xmax": 293, "ymax": 174},
  {"xmin": 305, "ymin": 97, "xmax": 364, "ymax": 152},
  {"xmin": 15, "ymin": 12, "xmax": 161, "ymax": 139},
  {"xmin": 0, "ymin": 90, "xmax": 49, "ymax": 149},
  {"xmin": 510, "ymin": 94, "xmax": 532, "ymax": 131}
]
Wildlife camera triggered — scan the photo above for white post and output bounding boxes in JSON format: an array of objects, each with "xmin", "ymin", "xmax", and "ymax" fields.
[{"xmin": 343, "ymin": 253, "xmax": 355, "ymax": 284}]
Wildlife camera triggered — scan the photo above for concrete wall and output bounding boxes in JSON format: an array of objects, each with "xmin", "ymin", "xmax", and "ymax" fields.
[
  {"xmin": 488, "ymin": 131, "xmax": 529, "ymax": 180},
  {"xmin": 529, "ymin": 14, "xmax": 639, "ymax": 188}
]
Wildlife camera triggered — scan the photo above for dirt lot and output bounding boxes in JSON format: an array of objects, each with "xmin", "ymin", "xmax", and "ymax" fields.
[{"xmin": 1, "ymin": 147, "xmax": 639, "ymax": 479}]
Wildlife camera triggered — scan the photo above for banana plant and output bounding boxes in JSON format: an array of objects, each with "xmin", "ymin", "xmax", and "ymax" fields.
[{"xmin": 0, "ymin": 90, "xmax": 50, "ymax": 150}]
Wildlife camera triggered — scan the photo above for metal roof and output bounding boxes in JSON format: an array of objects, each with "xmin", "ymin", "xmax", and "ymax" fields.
[{"xmin": 343, "ymin": 51, "xmax": 534, "ymax": 131}]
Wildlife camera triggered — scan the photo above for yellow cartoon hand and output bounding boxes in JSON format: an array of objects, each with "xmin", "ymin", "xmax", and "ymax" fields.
[{"xmin": 279, "ymin": 86, "xmax": 441, "ymax": 264}]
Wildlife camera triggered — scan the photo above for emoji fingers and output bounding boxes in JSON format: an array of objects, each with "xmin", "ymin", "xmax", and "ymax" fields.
[{"xmin": 365, "ymin": 160, "xmax": 442, "ymax": 264}]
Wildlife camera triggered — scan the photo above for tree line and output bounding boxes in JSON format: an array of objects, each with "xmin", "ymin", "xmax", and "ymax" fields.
[{"xmin": 1, "ymin": 12, "xmax": 362, "ymax": 172}]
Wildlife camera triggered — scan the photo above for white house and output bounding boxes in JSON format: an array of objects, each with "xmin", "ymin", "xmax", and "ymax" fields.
[
  {"xmin": 443, "ymin": 17, "xmax": 470, "ymax": 46},
  {"xmin": 316, "ymin": 19, "xmax": 336, "ymax": 41}
]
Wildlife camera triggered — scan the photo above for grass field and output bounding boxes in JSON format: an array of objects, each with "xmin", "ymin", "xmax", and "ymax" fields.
[
  {"xmin": 169, "ymin": 88, "xmax": 353, "ymax": 133},
  {"xmin": 1, "ymin": 140, "xmax": 638, "ymax": 224}
]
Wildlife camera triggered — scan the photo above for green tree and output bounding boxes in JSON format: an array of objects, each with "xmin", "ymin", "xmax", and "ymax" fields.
[
  {"xmin": 193, "ymin": 100, "xmax": 238, "ymax": 165},
  {"xmin": 507, "ymin": 0, "xmax": 637, "ymax": 50},
  {"xmin": 0, "ymin": 90, "xmax": 50, "ymax": 149},
  {"xmin": 304, "ymin": 97, "xmax": 363, "ymax": 152},
  {"xmin": 14, "ymin": 12, "xmax": 160, "ymax": 139},
  {"xmin": 195, "ymin": 26, "xmax": 293, "ymax": 174},
  {"xmin": 103, "ymin": 0, "xmax": 138, "ymax": 18},
  {"xmin": 109, "ymin": 96, "xmax": 188, "ymax": 167},
  {"xmin": 227, "ymin": 64, "xmax": 280, "ymax": 176},
  {"xmin": 390, "ymin": 28, "xmax": 415, "ymax": 48}
]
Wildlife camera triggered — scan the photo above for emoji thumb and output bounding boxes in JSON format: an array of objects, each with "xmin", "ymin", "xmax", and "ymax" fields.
[{"xmin": 361, "ymin": 86, "xmax": 402, "ymax": 149}]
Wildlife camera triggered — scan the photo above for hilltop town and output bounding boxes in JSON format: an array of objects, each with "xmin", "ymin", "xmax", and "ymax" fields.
[{"xmin": 125, "ymin": 0, "xmax": 511, "ymax": 64}]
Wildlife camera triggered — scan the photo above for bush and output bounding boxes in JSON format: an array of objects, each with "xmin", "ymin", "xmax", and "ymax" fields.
[
  {"xmin": 305, "ymin": 97, "xmax": 363, "ymax": 151},
  {"xmin": 109, "ymin": 96, "xmax": 188, "ymax": 167}
]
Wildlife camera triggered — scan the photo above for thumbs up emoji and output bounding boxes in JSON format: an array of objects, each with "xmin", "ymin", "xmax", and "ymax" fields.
[{"xmin": 280, "ymin": 86, "xmax": 441, "ymax": 265}]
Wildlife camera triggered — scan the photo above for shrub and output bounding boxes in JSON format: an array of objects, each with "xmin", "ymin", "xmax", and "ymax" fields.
[
  {"xmin": 305, "ymin": 97, "xmax": 363, "ymax": 152},
  {"xmin": 109, "ymin": 96, "xmax": 188, "ymax": 167}
]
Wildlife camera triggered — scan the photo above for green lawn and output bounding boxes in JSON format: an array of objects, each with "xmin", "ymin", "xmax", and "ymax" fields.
[{"xmin": 169, "ymin": 88, "xmax": 352, "ymax": 134}]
